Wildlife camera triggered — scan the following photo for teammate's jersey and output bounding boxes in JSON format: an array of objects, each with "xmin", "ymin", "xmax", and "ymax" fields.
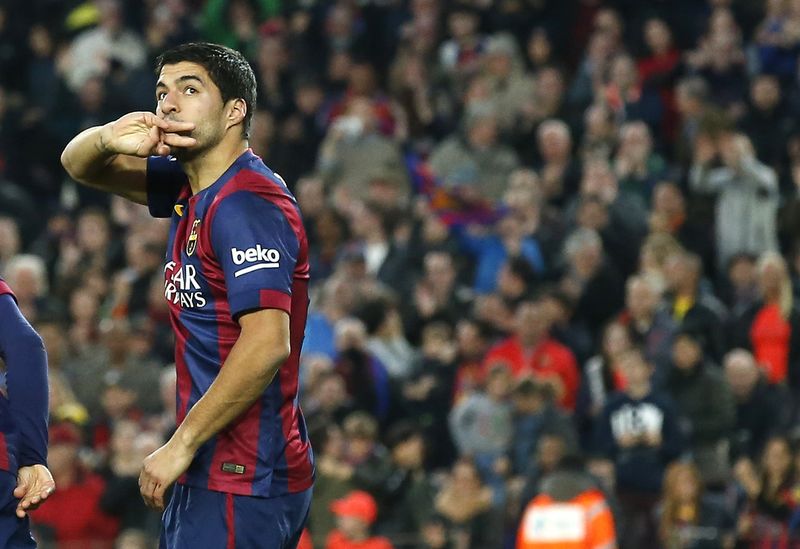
[
  {"xmin": 0, "ymin": 278, "xmax": 48, "ymax": 476},
  {"xmin": 146, "ymin": 149, "xmax": 314, "ymax": 498},
  {"xmin": 0, "ymin": 278, "xmax": 16, "ymax": 473}
]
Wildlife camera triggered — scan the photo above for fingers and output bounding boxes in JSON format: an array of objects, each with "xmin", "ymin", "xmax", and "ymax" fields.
[
  {"xmin": 155, "ymin": 143, "xmax": 171, "ymax": 157},
  {"xmin": 153, "ymin": 484, "xmax": 167, "ymax": 511},
  {"xmin": 139, "ymin": 469, "xmax": 162, "ymax": 510},
  {"xmin": 162, "ymin": 133, "xmax": 198, "ymax": 148},
  {"xmin": 15, "ymin": 484, "xmax": 53, "ymax": 518},
  {"xmin": 143, "ymin": 113, "xmax": 195, "ymax": 132},
  {"xmin": 13, "ymin": 481, "xmax": 28, "ymax": 500},
  {"xmin": 146, "ymin": 114, "xmax": 171, "ymax": 131},
  {"xmin": 139, "ymin": 476, "xmax": 155, "ymax": 508},
  {"xmin": 161, "ymin": 120, "xmax": 196, "ymax": 133}
]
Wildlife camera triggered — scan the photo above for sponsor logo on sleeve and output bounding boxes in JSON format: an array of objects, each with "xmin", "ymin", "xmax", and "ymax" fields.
[{"xmin": 230, "ymin": 245, "xmax": 280, "ymax": 277}]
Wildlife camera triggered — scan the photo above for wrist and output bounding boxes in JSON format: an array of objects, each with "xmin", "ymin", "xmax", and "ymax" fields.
[
  {"xmin": 97, "ymin": 124, "xmax": 115, "ymax": 155},
  {"xmin": 173, "ymin": 427, "xmax": 202, "ymax": 455}
]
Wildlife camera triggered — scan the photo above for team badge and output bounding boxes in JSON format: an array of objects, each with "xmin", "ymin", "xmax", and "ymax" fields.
[{"xmin": 187, "ymin": 219, "xmax": 201, "ymax": 256}]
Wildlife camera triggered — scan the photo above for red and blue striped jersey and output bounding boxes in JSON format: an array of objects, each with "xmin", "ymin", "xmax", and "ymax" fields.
[
  {"xmin": 0, "ymin": 277, "xmax": 49, "ymax": 474},
  {"xmin": 0, "ymin": 278, "xmax": 16, "ymax": 473},
  {"xmin": 146, "ymin": 149, "xmax": 314, "ymax": 497}
]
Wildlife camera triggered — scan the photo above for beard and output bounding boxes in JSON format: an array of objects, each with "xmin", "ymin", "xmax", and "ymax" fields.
[{"xmin": 169, "ymin": 124, "xmax": 223, "ymax": 162}]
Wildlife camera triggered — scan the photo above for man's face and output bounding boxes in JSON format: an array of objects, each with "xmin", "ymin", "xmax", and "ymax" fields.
[
  {"xmin": 672, "ymin": 336, "xmax": 701, "ymax": 371},
  {"xmin": 156, "ymin": 62, "xmax": 228, "ymax": 160},
  {"xmin": 725, "ymin": 355, "xmax": 758, "ymax": 398}
]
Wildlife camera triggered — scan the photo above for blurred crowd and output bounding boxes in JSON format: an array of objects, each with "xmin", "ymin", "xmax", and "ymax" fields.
[{"xmin": 6, "ymin": 0, "xmax": 800, "ymax": 547}]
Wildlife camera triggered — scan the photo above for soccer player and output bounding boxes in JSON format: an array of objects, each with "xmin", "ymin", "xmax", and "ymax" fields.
[
  {"xmin": 61, "ymin": 43, "xmax": 314, "ymax": 548},
  {"xmin": 0, "ymin": 276, "xmax": 54, "ymax": 547}
]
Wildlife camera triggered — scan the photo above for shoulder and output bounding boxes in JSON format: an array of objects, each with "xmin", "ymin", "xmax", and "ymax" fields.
[
  {"xmin": 649, "ymin": 393, "xmax": 678, "ymax": 412},
  {"xmin": 485, "ymin": 337, "xmax": 518, "ymax": 358},
  {"xmin": 545, "ymin": 339, "xmax": 576, "ymax": 360},
  {"xmin": 215, "ymin": 163, "xmax": 299, "ymax": 211},
  {"xmin": 372, "ymin": 538, "xmax": 394, "ymax": 549},
  {"xmin": 0, "ymin": 277, "xmax": 13, "ymax": 298},
  {"xmin": 603, "ymin": 393, "xmax": 627, "ymax": 409},
  {"xmin": 211, "ymin": 185, "xmax": 302, "ymax": 230}
]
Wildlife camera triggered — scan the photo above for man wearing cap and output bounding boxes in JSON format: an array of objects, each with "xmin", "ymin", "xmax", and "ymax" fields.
[
  {"xmin": 0, "ymin": 276, "xmax": 54, "ymax": 547},
  {"xmin": 326, "ymin": 490, "xmax": 393, "ymax": 549}
]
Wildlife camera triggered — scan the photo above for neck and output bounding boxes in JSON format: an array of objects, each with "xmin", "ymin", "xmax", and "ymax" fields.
[
  {"xmin": 765, "ymin": 289, "xmax": 781, "ymax": 303},
  {"xmin": 676, "ymin": 286, "xmax": 695, "ymax": 299},
  {"xmin": 347, "ymin": 529, "xmax": 369, "ymax": 542},
  {"xmin": 627, "ymin": 382, "xmax": 650, "ymax": 399},
  {"xmin": 183, "ymin": 140, "xmax": 249, "ymax": 195},
  {"xmin": 520, "ymin": 334, "xmax": 543, "ymax": 348}
]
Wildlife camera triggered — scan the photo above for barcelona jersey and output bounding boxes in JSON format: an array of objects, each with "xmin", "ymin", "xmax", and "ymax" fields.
[{"xmin": 146, "ymin": 149, "xmax": 314, "ymax": 497}]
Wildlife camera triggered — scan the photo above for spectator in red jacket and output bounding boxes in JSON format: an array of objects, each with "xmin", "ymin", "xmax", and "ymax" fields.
[
  {"xmin": 30, "ymin": 423, "xmax": 118, "ymax": 549},
  {"xmin": 483, "ymin": 299, "xmax": 580, "ymax": 409},
  {"xmin": 326, "ymin": 490, "xmax": 393, "ymax": 549}
]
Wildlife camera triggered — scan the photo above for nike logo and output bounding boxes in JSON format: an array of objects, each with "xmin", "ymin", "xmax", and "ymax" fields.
[{"xmin": 174, "ymin": 205, "xmax": 184, "ymax": 216}]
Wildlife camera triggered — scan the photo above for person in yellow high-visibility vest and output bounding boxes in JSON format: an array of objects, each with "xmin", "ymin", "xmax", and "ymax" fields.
[{"xmin": 517, "ymin": 456, "xmax": 617, "ymax": 549}]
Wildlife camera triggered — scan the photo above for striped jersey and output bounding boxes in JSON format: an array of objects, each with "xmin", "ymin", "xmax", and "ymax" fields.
[
  {"xmin": 0, "ymin": 277, "xmax": 49, "ymax": 474},
  {"xmin": 146, "ymin": 149, "xmax": 314, "ymax": 497},
  {"xmin": 0, "ymin": 278, "xmax": 16, "ymax": 473}
]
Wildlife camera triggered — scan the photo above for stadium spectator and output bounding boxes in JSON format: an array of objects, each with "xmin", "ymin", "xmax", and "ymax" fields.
[
  {"xmin": 657, "ymin": 461, "xmax": 735, "ymax": 549},
  {"xmin": 731, "ymin": 251, "xmax": 800, "ymax": 388},
  {"xmin": 689, "ymin": 131, "xmax": 779, "ymax": 269},
  {"xmin": 595, "ymin": 347, "xmax": 683, "ymax": 549},
  {"xmin": 665, "ymin": 329, "xmax": 735, "ymax": 486},
  {"xmin": 725, "ymin": 349, "xmax": 788, "ymax": 461},
  {"xmin": 483, "ymin": 299, "xmax": 580, "ymax": 410},
  {"xmin": 326, "ymin": 490, "xmax": 394, "ymax": 549}
]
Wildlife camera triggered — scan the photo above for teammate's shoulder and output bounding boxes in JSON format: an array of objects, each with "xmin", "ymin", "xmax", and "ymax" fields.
[{"xmin": 0, "ymin": 277, "xmax": 13, "ymax": 297}]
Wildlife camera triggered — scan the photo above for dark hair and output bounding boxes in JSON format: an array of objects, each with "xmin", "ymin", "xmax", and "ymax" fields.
[
  {"xmin": 155, "ymin": 42, "xmax": 257, "ymax": 138},
  {"xmin": 385, "ymin": 421, "xmax": 423, "ymax": 449},
  {"xmin": 355, "ymin": 295, "xmax": 395, "ymax": 335}
]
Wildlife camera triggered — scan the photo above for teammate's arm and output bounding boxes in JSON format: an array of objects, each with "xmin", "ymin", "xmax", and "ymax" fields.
[
  {"xmin": 0, "ymin": 294, "xmax": 54, "ymax": 517},
  {"xmin": 139, "ymin": 308, "xmax": 290, "ymax": 510},
  {"xmin": 60, "ymin": 112, "xmax": 196, "ymax": 204}
]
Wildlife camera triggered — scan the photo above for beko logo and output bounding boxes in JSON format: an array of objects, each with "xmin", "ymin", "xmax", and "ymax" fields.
[{"xmin": 230, "ymin": 245, "xmax": 280, "ymax": 277}]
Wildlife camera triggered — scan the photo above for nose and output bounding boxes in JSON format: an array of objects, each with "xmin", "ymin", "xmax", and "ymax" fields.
[{"xmin": 159, "ymin": 90, "xmax": 179, "ymax": 116}]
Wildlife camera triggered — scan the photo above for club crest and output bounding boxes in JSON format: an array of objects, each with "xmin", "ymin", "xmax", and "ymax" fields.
[{"xmin": 187, "ymin": 219, "xmax": 201, "ymax": 256}]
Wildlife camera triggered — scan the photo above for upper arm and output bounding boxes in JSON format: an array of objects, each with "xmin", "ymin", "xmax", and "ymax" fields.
[
  {"xmin": 210, "ymin": 191, "xmax": 300, "ymax": 319},
  {"xmin": 238, "ymin": 308, "xmax": 291, "ymax": 359},
  {"xmin": 0, "ymin": 293, "xmax": 25, "ymax": 352}
]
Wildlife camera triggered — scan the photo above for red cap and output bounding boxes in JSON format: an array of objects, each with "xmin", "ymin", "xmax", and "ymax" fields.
[
  {"xmin": 330, "ymin": 490, "xmax": 378, "ymax": 524},
  {"xmin": 49, "ymin": 422, "xmax": 81, "ymax": 446}
]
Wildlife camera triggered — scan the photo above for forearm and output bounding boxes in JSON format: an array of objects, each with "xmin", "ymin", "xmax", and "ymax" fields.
[
  {"xmin": 60, "ymin": 125, "xmax": 115, "ymax": 183},
  {"xmin": 0, "ymin": 296, "xmax": 48, "ymax": 466},
  {"xmin": 172, "ymin": 330, "xmax": 289, "ymax": 453},
  {"xmin": 689, "ymin": 164, "xmax": 722, "ymax": 193},
  {"xmin": 739, "ymin": 157, "xmax": 777, "ymax": 193}
]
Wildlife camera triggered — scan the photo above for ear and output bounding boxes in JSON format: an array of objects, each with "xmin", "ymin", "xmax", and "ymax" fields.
[{"xmin": 226, "ymin": 98, "xmax": 247, "ymax": 130}]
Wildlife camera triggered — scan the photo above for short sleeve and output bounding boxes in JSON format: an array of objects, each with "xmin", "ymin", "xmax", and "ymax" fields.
[
  {"xmin": 147, "ymin": 155, "xmax": 188, "ymax": 218},
  {"xmin": 210, "ymin": 191, "xmax": 299, "ymax": 319}
]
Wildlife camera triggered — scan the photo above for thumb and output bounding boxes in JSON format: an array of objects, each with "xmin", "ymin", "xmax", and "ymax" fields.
[{"xmin": 13, "ymin": 475, "xmax": 29, "ymax": 498}]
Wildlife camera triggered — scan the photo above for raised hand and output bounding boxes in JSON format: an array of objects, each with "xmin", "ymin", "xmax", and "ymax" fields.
[{"xmin": 99, "ymin": 112, "xmax": 197, "ymax": 158}]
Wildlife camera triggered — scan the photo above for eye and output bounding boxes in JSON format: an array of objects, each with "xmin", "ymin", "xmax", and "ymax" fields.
[
  {"xmin": 185, "ymin": 87, "xmax": 197, "ymax": 95},
  {"xmin": 157, "ymin": 91, "xmax": 167, "ymax": 101}
]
